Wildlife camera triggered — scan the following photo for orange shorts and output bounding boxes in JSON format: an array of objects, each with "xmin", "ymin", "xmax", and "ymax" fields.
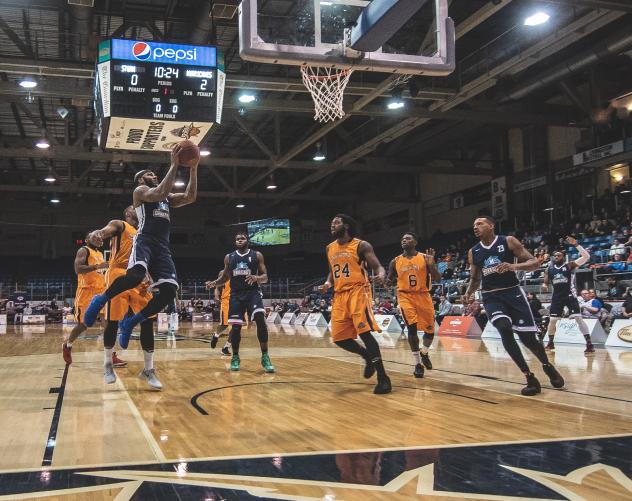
[
  {"xmin": 331, "ymin": 285, "xmax": 380, "ymax": 342},
  {"xmin": 220, "ymin": 299, "xmax": 229, "ymax": 325},
  {"xmin": 398, "ymin": 291, "xmax": 435, "ymax": 333},
  {"xmin": 74, "ymin": 286, "xmax": 105, "ymax": 323},
  {"xmin": 105, "ymin": 267, "xmax": 152, "ymax": 322}
]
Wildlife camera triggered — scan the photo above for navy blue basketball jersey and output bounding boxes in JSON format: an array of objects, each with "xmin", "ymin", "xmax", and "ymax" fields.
[
  {"xmin": 470, "ymin": 235, "xmax": 519, "ymax": 291},
  {"xmin": 548, "ymin": 264, "xmax": 575, "ymax": 297},
  {"xmin": 135, "ymin": 198, "xmax": 170, "ymax": 242},
  {"xmin": 229, "ymin": 249, "xmax": 260, "ymax": 292}
]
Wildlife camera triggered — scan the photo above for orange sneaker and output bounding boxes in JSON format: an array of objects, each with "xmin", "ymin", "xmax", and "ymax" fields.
[
  {"xmin": 62, "ymin": 342, "xmax": 72, "ymax": 365},
  {"xmin": 112, "ymin": 351, "xmax": 128, "ymax": 368}
]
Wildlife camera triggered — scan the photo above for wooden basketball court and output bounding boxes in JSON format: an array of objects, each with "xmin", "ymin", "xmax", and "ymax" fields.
[{"xmin": 0, "ymin": 323, "xmax": 630, "ymax": 499}]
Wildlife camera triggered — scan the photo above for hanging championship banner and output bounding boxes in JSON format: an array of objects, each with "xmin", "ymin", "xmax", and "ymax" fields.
[{"xmin": 491, "ymin": 177, "xmax": 508, "ymax": 222}]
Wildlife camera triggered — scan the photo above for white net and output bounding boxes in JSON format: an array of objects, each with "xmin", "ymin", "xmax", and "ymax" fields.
[{"xmin": 301, "ymin": 65, "xmax": 353, "ymax": 123}]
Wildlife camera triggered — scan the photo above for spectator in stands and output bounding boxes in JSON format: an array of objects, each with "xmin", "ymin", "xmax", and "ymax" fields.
[
  {"xmin": 527, "ymin": 292, "xmax": 543, "ymax": 320},
  {"xmin": 606, "ymin": 276, "xmax": 626, "ymax": 299},
  {"xmin": 312, "ymin": 299, "xmax": 330, "ymax": 322},
  {"xmin": 579, "ymin": 290, "xmax": 600, "ymax": 319},
  {"xmin": 464, "ymin": 296, "xmax": 485, "ymax": 329},
  {"xmin": 621, "ymin": 291, "xmax": 632, "ymax": 319},
  {"xmin": 602, "ymin": 253, "xmax": 627, "ymax": 273},
  {"xmin": 609, "ymin": 239, "xmax": 626, "ymax": 258},
  {"xmin": 287, "ymin": 301, "xmax": 300, "ymax": 313},
  {"xmin": 436, "ymin": 295, "xmax": 452, "ymax": 325}
]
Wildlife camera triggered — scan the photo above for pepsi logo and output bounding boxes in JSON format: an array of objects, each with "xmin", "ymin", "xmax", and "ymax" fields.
[
  {"xmin": 617, "ymin": 326, "xmax": 632, "ymax": 344},
  {"xmin": 132, "ymin": 42, "xmax": 151, "ymax": 61}
]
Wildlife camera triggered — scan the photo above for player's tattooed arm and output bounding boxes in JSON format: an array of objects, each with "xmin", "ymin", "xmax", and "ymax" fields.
[
  {"xmin": 169, "ymin": 161, "xmax": 198, "ymax": 208},
  {"xmin": 385, "ymin": 258, "xmax": 397, "ymax": 287},
  {"xmin": 134, "ymin": 144, "xmax": 182, "ymax": 205},
  {"xmin": 359, "ymin": 240, "xmax": 385, "ymax": 285},
  {"xmin": 497, "ymin": 236, "xmax": 539, "ymax": 273},
  {"xmin": 463, "ymin": 249, "xmax": 481, "ymax": 302},
  {"xmin": 245, "ymin": 252, "xmax": 268, "ymax": 285},
  {"xmin": 205, "ymin": 255, "xmax": 231, "ymax": 289},
  {"xmin": 93, "ymin": 220, "xmax": 125, "ymax": 241},
  {"xmin": 424, "ymin": 248, "xmax": 442, "ymax": 281}
]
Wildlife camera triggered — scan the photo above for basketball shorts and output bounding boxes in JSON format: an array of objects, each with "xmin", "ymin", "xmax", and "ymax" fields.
[
  {"xmin": 228, "ymin": 289, "xmax": 265, "ymax": 325},
  {"xmin": 221, "ymin": 298, "xmax": 230, "ymax": 325},
  {"xmin": 549, "ymin": 294, "xmax": 581, "ymax": 317},
  {"xmin": 74, "ymin": 286, "xmax": 105, "ymax": 323},
  {"xmin": 398, "ymin": 291, "xmax": 435, "ymax": 333},
  {"xmin": 482, "ymin": 286, "xmax": 536, "ymax": 332},
  {"xmin": 128, "ymin": 233, "xmax": 178, "ymax": 289},
  {"xmin": 105, "ymin": 267, "xmax": 152, "ymax": 322},
  {"xmin": 331, "ymin": 285, "xmax": 380, "ymax": 342}
]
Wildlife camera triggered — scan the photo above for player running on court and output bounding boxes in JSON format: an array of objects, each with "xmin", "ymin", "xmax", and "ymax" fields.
[
  {"xmin": 464, "ymin": 216, "xmax": 565, "ymax": 396},
  {"xmin": 321, "ymin": 214, "xmax": 391, "ymax": 394},
  {"xmin": 81, "ymin": 144, "xmax": 197, "ymax": 347},
  {"xmin": 387, "ymin": 232, "xmax": 441, "ymax": 378},
  {"xmin": 206, "ymin": 231, "xmax": 274, "ymax": 373},
  {"xmin": 542, "ymin": 236, "xmax": 594, "ymax": 354},
  {"xmin": 63, "ymin": 232, "xmax": 126, "ymax": 368},
  {"xmin": 208, "ymin": 270, "xmax": 233, "ymax": 356}
]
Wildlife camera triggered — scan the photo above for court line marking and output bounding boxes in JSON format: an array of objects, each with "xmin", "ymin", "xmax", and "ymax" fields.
[
  {"xmin": 331, "ymin": 353, "xmax": 632, "ymax": 415},
  {"xmin": 2, "ymin": 432, "xmax": 630, "ymax": 475},
  {"xmin": 41, "ymin": 364, "xmax": 70, "ymax": 466},
  {"xmin": 0, "ymin": 481, "xmax": 141, "ymax": 500},
  {"xmin": 190, "ymin": 379, "xmax": 497, "ymax": 414},
  {"xmin": 366, "ymin": 356, "xmax": 632, "ymax": 417},
  {"xmin": 114, "ymin": 377, "xmax": 167, "ymax": 463}
]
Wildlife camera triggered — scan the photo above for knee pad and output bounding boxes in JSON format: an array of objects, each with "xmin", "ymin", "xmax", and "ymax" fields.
[
  {"xmin": 422, "ymin": 333, "xmax": 435, "ymax": 342},
  {"xmin": 253, "ymin": 312, "xmax": 266, "ymax": 328},
  {"xmin": 230, "ymin": 324, "xmax": 242, "ymax": 335},
  {"xmin": 407, "ymin": 323, "xmax": 418, "ymax": 338}
]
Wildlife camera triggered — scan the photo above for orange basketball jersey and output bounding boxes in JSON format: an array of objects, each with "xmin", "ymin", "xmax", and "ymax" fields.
[
  {"xmin": 326, "ymin": 238, "xmax": 369, "ymax": 292},
  {"xmin": 109, "ymin": 221, "xmax": 135, "ymax": 270},
  {"xmin": 395, "ymin": 253, "xmax": 431, "ymax": 293},
  {"xmin": 221, "ymin": 280, "xmax": 231, "ymax": 302},
  {"xmin": 77, "ymin": 246, "xmax": 105, "ymax": 289}
]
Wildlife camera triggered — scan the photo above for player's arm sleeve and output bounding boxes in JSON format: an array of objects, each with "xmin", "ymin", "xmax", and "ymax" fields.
[{"xmin": 573, "ymin": 245, "xmax": 590, "ymax": 267}]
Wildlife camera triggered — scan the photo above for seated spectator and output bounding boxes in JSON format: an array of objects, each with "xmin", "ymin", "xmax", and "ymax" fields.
[
  {"xmin": 578, "ymin": 289, "xmax": 600, "ymax": 319},
  {"xmin": 436, "ymin": 295, "xmax": 453, "ymax": 325},
  {"xmin": 605, "ymin": 276, "xmax": 626, "ymax": 299},
  {"xmin": 527, "ymin": 292, "xmax": 543, "ymax": 321},
  {"xmin": 609, "ymin": 239, "xmax": 626, "ymax": 258},
  {"xmin": 621, "ymin": 291, "xmax": 632, "ymax": 319}
]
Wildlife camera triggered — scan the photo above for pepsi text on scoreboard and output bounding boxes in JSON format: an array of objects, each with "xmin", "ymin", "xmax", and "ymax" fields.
[{"xmin": 110, "ymin": 39, "xmax": 217, "ymax": 67}]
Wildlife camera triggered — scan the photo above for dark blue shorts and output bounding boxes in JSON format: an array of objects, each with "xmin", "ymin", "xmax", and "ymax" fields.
[
  {"xmin": 128, "ymin": 234, "xmax": 178, "ymax": 289},
  {"xmin": 482, "ymin": 286, "xmax": 536, "ymax": 332},
  {"xmin": 549, "ymin": 294, "xmax": 581, "ymax": 317},
  {"xmin": 228, "ymin": 289, "xmax": 265, "ymax": 325}
]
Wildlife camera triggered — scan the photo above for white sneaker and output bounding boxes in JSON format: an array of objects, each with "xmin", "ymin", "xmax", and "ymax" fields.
[
  {"xmin": 138, "ymin": 369, "xmax": 162, "ymax": 390},
  {"xmin": 104, "ymin": 363, "xmax": 116, "ymax": 384}
]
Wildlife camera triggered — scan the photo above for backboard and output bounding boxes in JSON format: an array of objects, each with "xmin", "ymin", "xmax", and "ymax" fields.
[{"xmin": 239, "ymin": 0, "xmax": 455, "ymax": 76}]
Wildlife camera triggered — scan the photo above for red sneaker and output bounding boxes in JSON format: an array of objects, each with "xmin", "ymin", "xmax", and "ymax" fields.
[
  {"xmin": 112, "ymin": 351, "xmax": 128, "ymax": 368},
  {"xmin": 545, "ymin": 341, "xmax": 555, "ymax": 351},
  {"xmin": 584, "ymin": 343, "xmax": 595, "ymax": 354},
  {"xmin": 62, "ymin": 342, "xmax": 72, "ymax": 365}
]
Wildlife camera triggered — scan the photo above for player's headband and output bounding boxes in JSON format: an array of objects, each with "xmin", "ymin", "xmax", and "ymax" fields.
[{"xmin": 134, "ymin": 170, "xmax": 151, "ymax": 184}]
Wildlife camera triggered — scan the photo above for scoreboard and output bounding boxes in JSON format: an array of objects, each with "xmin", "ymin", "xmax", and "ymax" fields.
[{"xmin": 94, "ymin": 39, "xmax": 225, "ymax": 152}]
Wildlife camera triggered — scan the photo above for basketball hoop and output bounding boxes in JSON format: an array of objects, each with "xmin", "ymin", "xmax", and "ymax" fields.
[{"xmin": 301, "ymin": 65, "xmax": 353, "ymax": 123}]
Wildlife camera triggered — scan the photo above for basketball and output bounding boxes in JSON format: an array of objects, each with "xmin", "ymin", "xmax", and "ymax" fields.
[{"xmin": 177, "ymin": 140, "xmax": 200, "ymax": 167}]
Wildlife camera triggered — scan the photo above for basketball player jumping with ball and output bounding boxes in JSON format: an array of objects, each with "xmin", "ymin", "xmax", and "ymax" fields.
[{"xmin": 82, "ymin": 142, "xmax": 198, "ymax": 347}]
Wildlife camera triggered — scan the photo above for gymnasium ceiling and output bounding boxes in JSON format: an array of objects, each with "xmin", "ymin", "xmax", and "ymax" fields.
[{"xmin": 0, "ymin": 0, "xmax": 631, "ymax": 212}]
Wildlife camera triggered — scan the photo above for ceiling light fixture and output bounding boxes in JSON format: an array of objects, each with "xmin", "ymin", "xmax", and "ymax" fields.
[
  {"xmin": 19, "ymin": 78, "xmax": 37, "ymax": 89},
  {"xmin": 524, "ymin": 12, "xmax": 550, "ymax": 26}
]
